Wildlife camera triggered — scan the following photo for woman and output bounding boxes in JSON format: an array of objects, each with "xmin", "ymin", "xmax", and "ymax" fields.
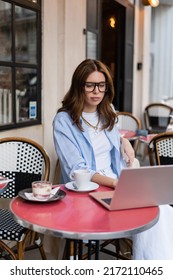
[
  {"xmin": 53, "ymin": 59, "xmax": 173, "ymax": 259},
  {"xmin": 53, "ymin": 59, "xmax": 135, "ymax": 187}
]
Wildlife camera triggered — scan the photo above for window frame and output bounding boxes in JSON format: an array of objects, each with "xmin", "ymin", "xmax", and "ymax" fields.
[{"xmin": 0, "ymin": 0, "xmax": 41, "ymax": 130}]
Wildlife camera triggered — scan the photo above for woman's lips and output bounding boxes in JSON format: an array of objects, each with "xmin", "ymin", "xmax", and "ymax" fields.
[{"xmin": 91, "ymin": 97, "xmax": 100, "ymax": 102}]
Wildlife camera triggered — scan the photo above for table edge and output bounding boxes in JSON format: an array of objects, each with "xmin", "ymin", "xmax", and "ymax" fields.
[{"xmin": 10, "ymin": 199, "xmax": 160, "ymax": 240}]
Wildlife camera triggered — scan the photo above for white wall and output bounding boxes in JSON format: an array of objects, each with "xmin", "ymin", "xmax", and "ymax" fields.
[
  {"xmin": 133, "ymin": 1, "xmax": 151, "ymax": 126},
  {"xmin": 64, "ymin": 0, "xmax": 87, "ymax": 91},
  {"xmin": 42, "ymin": 0, "xmax": 86, "ymax": 180},
  {"xmin": 42, "ymin": 0, "xmax": 61, "ymax": 181},
  {"xmin": 150, "ymin": 5, "xmax": 173, "ymax": 102}
]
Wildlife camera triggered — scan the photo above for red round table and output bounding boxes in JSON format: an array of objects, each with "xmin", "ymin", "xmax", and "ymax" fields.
[
  {"xmin": 10, "ymin": 185, "xmax": 159, "ymax": 259},
  {"xmin": 10, "ymin": 185, "xmax": 159, "ymax": 239}
]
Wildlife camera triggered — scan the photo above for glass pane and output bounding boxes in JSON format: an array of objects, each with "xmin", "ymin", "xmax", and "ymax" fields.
[
  {"xmin": 16, "ymin": 68, "xmax": 37, "ymax": 122},
  {"xmin": 87, "ymin": 31, "xmax": 97, "ymax": 59},
  {"xmin": 0, "ymin": 1, "xmax": 12, "ymax": 61},
  {"xmin": 15, "ymin": 6, "xmax": 37, "ymax": 63},
  {"xmin": 0, "ymin": 66, "xmax": 12, "ymax": 125}
]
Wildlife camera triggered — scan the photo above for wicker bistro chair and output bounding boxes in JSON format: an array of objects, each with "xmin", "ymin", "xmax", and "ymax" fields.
[
  {"xmin": 0, "ymin": 137, "xmax": 50, "ymax": 259},
  {"xmin": 144, "ymin": 103, "xmax": 173, "ymax": 134},
  {"xmin": 117, "ymin": 111, "xmax": 142, "ymax": 153},
  {"xmin": 148, "ymin": 132, "xmax": 173, "ymax": 166}
]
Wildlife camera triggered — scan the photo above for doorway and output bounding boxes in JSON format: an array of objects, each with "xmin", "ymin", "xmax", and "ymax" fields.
[
  {"xmin": 87, "ymin": 0, "xmax": 135, "ymax": 112},
  {"xmin": 101, "ymin": 0, "xmax": 125, "ymax": 111}
]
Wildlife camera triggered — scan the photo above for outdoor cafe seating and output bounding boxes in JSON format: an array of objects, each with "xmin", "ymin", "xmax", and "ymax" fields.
[
  {"xmin": 148, "ymin": 132, "xmax": 173, "ymax": 166},
  {"xmin": 144, "ymin": 103, "xmax": 173, "ymax": 134},
  {"xmin": 117, "ymin": 111, "xmax": 142, "ymax": 153}
]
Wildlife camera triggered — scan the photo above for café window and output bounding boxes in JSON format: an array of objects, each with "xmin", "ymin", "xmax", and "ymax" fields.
[{"xmin": 0, "ymin": 0, "xmax": 41, "ymax": 130}]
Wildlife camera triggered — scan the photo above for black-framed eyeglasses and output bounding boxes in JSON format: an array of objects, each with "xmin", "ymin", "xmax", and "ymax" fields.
[{"xmin": 83, "ymin": 82, "xmax": 108, "ymax": 93}]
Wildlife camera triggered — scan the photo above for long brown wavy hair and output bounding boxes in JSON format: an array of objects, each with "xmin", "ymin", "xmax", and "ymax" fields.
[{"xmin": 58, "ymin": 59, "xmax": 118, "ymax": 131}]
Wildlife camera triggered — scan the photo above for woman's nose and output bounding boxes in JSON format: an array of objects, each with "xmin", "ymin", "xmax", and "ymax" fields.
[{"xmin": 93, "ymin": 85, "xmax": 100, "ymax": 94}]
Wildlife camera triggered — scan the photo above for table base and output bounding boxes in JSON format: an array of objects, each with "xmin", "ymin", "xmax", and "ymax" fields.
[
  {"xmin": 63, "ymin": 238, "xmax": 132, "ymax": 260},
  {"xmin": 63, "ymin": 239, "xmax": 100, "ymax": 260}
]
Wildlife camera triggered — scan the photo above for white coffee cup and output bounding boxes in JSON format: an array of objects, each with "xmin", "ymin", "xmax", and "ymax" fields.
[{"xmin": 73, "ymin": 169, "xmax": 91, "ymax": 189}]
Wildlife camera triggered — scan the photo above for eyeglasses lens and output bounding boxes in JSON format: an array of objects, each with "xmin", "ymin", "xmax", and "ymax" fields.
[{"xmin": 84, "ymin": 82, "xmax": 108, "ymax": 93}]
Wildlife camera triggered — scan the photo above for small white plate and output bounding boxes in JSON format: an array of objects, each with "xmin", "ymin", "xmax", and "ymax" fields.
[{"xmin": 65, "ymin": 181, "xmax": 99, "ymax": 192}]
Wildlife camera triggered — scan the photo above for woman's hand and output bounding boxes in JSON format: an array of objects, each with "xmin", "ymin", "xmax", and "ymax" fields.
[
  {"xmin": 121, "ymin": 137, "xmax": 135, "ymax": 166},
  {"xmin": 91, "ymin": 173, "xmax": 118, "ymax": 188}
]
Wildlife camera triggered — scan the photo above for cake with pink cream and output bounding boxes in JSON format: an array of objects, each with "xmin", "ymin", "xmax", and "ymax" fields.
[{"xmin": 32, "ymin": 181, "xmax": 52, "ymax": 200}]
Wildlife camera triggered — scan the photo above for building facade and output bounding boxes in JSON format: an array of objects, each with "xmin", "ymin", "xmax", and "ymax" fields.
[{"xmin": 0, "ymin": 0, "xmax": 173, "ymax": 180}]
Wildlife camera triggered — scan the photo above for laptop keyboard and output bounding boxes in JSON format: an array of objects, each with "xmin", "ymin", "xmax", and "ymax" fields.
[{"xmin": 101, "ymin": 198, "xmax": 112, "ymax": 205}]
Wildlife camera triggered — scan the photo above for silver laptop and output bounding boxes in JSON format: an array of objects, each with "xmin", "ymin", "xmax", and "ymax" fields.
[{"xmin": 89, "ymin": 165, "xmax": 173, "ymax": 210}]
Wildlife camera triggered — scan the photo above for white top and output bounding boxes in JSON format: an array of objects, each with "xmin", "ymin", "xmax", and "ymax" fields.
[{"xmin": 82, "ymin": 111, "xmax": 117, "ymax": 179}]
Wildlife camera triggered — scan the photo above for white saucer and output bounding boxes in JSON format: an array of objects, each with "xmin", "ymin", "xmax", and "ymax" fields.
[{"xmin": 65, "ymin": 181, "xmax": 99, "ymax": 192}]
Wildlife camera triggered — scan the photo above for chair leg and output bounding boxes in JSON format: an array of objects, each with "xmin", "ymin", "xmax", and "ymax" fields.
[
  {"xmin": 34, "ymin": 233, "xmax": 47, "ymax": 260},
  {"xmin": 63, "ymin": 240, "xmax": 78, "ymax": 260},
  {"xmin": 16, "ymin": 231, "xmax": 47, "ymax": 260},
  {"xmin": 120, "ymin": 238, "xmax": 132, "ymax": 259},
  {"xmin": 63, "ymin": 239, "xmax": 101, "ymax": 260},
  {"xmin": 0, "ymin": 240, "xmax": 17, "ymax": 260},
  {"xmin": 63, "ymin": 239, "xmax": 72, "ymax": 259},
  {"xmin": 27, "ymin": 231, "xmax": 47, "ymax": 259},
  {"xmin": 100, "ymin": 239, "xmax": 132, "ymax": 260},
  {"xmin": 17, "ymin": 241, "xmax": 25, "ymax": 260}
]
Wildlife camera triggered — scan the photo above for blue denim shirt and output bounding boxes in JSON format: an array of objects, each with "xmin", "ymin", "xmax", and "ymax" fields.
[{"xmin": 53, "ymin": 111, "xmax": 126, "ymax": 183}]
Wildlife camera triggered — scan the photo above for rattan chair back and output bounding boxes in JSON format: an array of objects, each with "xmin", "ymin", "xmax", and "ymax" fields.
[
  {"xmin": 148, "ymin": 132, "xmax": 173, "ymax": 166},
  {"xmin": 0, "ymin": 137, "xmax": 50, "ymax": 198},
  {"xmin": 117, "ymin": 111, "xmax": 142, "ymax": 153},
  {"xmin": 0, "ymin": 137, "xmax": 50, "ymax": 259},
  {"xmin": 144, "ymin": 103, "xmax": 173, "ymax": 134}
]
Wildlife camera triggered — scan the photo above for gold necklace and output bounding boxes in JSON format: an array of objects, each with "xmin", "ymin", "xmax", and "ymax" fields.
[{"xmin": 82, "ymin": 115, "xmax": 100, "ymax": 134}]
